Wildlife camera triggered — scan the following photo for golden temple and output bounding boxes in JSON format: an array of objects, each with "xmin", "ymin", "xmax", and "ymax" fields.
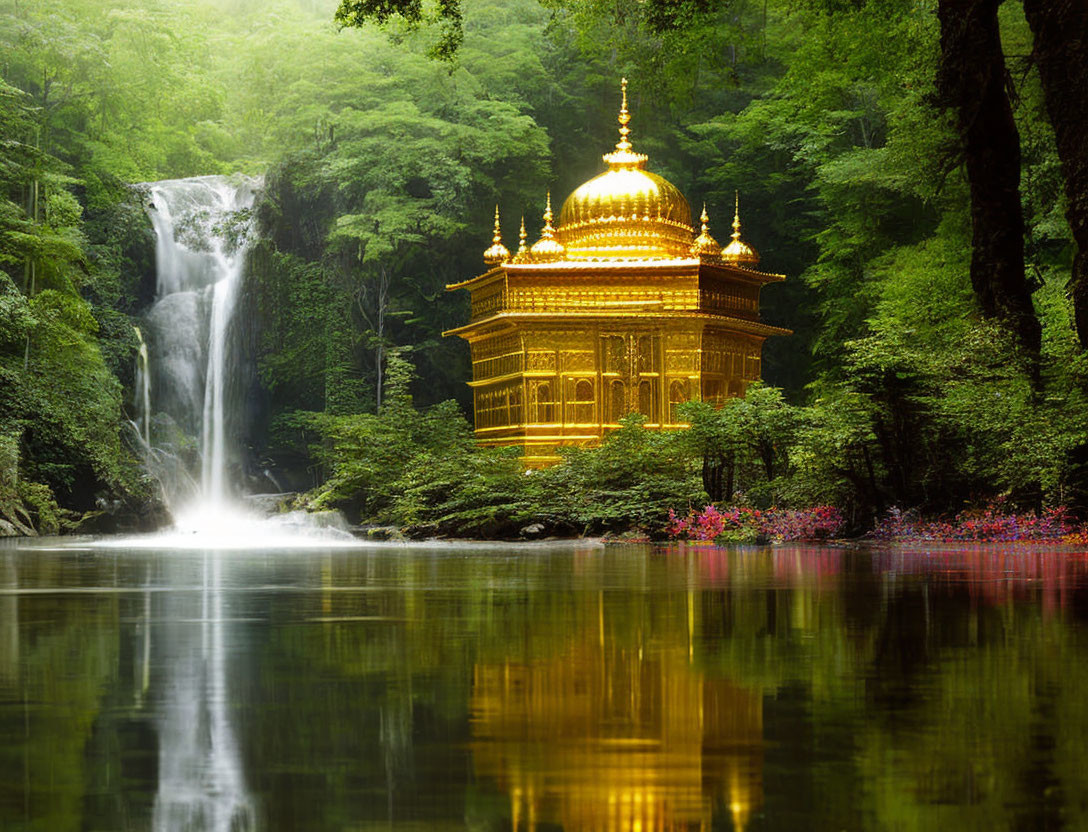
[{"xmin": 447, "ymin": 79, "xmax": 789, "ymax": 465}]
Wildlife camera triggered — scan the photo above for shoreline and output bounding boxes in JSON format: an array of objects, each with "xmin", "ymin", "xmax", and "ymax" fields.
[{"xmin": 5, "ymin": 531, "xmax": 1088, "ymax": 553}]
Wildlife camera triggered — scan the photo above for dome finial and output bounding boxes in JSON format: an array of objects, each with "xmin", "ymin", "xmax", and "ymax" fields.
[
  {"xmin": 691, "ymin": 202, "xmax": 722, "ymax": 259},
  {"xmin": 721, "ymin": 191, "xmax": 760, "ymax": 266},
  {"xmin": 530, "ymin": 190, "xmax": 566, "ymax": 261},
  {"xmin": 511, "ymin": 215, "xmax": 532, "ymax": 263},
  {"xmin": 483, "ymin": 204, "xmax": 510, "ymax": 265},
  {"xmin": 603, "ymin": 77, "xmax": 648, "ymax": 169},
  {"xmin": 617, "ymin": 77, "xmax": 631, "ymax": 151}
]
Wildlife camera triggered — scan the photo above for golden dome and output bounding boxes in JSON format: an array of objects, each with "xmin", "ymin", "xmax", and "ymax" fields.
[
  {"xmin": 556, "ymin": 79, "xmax": 694, "ymax": 260},
  {"xmin": 482, "ymin": 205, "xmax": 510, "ymax": 265},
  {"xmin": 691, "ymin": 204, "xmax": 722, "ymax": 259},
  {"xmin": 721, "ymin": 192, "xmax": 760, "ymax": 266},
  {"xmin": 529, "ymin": 192, "xmax": 566, "ymax": 262}
]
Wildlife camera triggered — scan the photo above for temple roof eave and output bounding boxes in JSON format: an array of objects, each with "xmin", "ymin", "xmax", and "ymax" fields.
[
  {"xmin": 445, "ymin": 259, "xmax": 786, "ymax": 293},
  {"xmin": 445, "ymin": 266, "xmax": 505, "ymax": 291},
  {"xmin": 442, "ymin": 310, "xmax": 792, "ymax": 340},
  {"xmin": 701, "ymin": 262, "xmax": 787, "ymax": 283}
]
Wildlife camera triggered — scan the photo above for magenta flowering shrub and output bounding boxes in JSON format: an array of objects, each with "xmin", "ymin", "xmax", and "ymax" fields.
[
  {"xmin": 666, "ymin": 505, "xmax": 726, "ymax": 540},
  {"xmin": 766, "ymin": 506, "xmax": 845, "ymax": 540},
  {"xmin": 870, "ymin": 503, "xmax": 1084, "ymax": 543},
  {"xmin": 666, "ymin": 505, "xmax": 844, "ymax": 543}
]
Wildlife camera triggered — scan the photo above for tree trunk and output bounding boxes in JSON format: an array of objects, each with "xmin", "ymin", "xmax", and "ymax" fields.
[
  {"xmin": 759, "ymin": 440, "xmax": 774, "ymax": 482},
  {"xmin": 862, "ymin": 445, "xmax": 885, "ymax": 515},
  {"xmin": 702, "ymin": 455, "xmax": 723, "ymax": 502},
  {"xmin": 1021, "ymin": 0, "xmax": 1088, "ymax": 348},
  {"xmin": 937, "ymin": 0, "xmax": 1041, "ymax": 363},
  {"xmin": 23, "ymin": 173, "xmax": 38, "ymax": 371},
  {"xmin": 375, "ymin": 266, "xmax": 388, "ymax": 412}
]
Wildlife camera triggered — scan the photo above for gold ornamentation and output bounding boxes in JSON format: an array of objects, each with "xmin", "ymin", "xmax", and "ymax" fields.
[
  {"xmin": 511, "ymin": 215, "xmax": 533, "ymax": 263},
  {"xmin": 666, "ymin": 352, "xmax": 696, "ymax": 373},
  {"xmin": 530, "ymin": 191, "xmax": 566, "ymax": 261},
  {"xmin": 721, "ymin": 191, "xmax": 760, "ymax": 266},
  {"xmin": 561, "ymin": 351, "xmax": 595, "ymax": 372},
  {"xmin": 482, "ymin": 205, "xmax": 510, "ymax": 265},
  {"xmin": 526, "ymin": 351, "xmax": 557, "ymax": 371},
  {"xmin": 557, "ymin": 78, "xmax": 694, "ymax": 260},
  {"xmin": 691, "ymin": 203, "xmax": 722, "ymax": 259}
]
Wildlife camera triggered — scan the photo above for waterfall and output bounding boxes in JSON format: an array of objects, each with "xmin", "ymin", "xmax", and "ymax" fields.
[
  {"xmin": 134, "ymin": 326, "xmax": 151, "ymax": 446},
  {"xmin": 139, "ymin": 175, "xmax": 260, "ymax": 524}
]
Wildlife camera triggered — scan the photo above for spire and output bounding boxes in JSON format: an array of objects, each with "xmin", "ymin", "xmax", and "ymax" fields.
[
  {"xmin": 602, "ymin": 77, "xmax": 648, "ymax": 169},
  {"xmin": 721, "ymin": 191, "xmax": 760, "ymax": 266},
  {"xmin": 482, "ymin": 204, "xmax": 510, "ymax": 265},
  {"xmin": 691, "ymin": 202, "xmax": 722, "ymax": 259},
  {"xmin": 617, "ymin": 77, "xmax": 631, "ymax": 153},
  {"xmin": 530, "ymin": 191, "xmax": 566, "ymax": 261},
  {"xmin": 511, "ymin": 215, "xmax": 532, "ymax": 263}
]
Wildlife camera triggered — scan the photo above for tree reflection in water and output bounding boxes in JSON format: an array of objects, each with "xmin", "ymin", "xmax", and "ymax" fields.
[{"xmin": 4, "ymin": 542, "xmax": 1088, "ymax": 831}]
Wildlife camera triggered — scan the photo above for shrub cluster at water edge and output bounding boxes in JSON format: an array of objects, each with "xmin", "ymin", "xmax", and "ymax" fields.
[
  {"xmin": 665, "ymin": 505, "xmax": 845, "ymax": 544},
  {"xmin": 870, "ymin": 503, "xmax": 1088, "ymax": 543}
]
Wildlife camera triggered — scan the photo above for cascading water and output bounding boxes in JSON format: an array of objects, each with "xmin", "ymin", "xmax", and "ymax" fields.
[
  {"xmin": 137, "ymin": 175, "xmax": 260, "ymax": 526},
  {"xmin": 134, "ymin": 326, "xmax": 152, "ymax": 447}
]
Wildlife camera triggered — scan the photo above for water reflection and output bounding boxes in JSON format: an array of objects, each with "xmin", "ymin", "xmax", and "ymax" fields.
[
  {"xmin": 4, "ymin": 542, "xmax": 1088, "ymax": 831},
  {"xmin": 152, "ymin": 552, "xmax": 254, "ymax": 832},
  {"xmin": 471, "ymin": 641, "xmax": 762, "ymax": 830},
  {"xmin": 0, "ymin": 554, "xmax": 17, "ymax": 686}
]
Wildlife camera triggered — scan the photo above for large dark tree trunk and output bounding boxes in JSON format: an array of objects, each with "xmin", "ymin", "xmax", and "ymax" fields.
[
  {"xmin": 1021, "ymin": 0, "xmax": 1088, "ymax": 348},
  {"xmin": 937, "ymin": 0, "xmax": 1041, "ymax": 362},
  {"xmin": 702, "ymin": 455, "xmax": 724, "ymax": 502}
]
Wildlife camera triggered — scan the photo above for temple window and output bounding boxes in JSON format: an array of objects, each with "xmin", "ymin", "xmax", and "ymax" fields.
[
  {"xmin": 608, "ymin": 379, "xmax": 627, "ymax": 423},
  {"xmin": 567, "ymin": 378, "xmax": 595, "ymax": 424},
  {"xmin": 534, "ymin": 381, "xmax": 557, "ymax": 423},
  {"xmin": 669, "ymin": 379, "xmax": 690, "ymax": 423},
  {"xmin": 637, "ymin": 335, "xmax": 657, "ymax": 372},
  {"xmin": 638, "ymin": 379, "xmax": 657, "ymax": 422}
]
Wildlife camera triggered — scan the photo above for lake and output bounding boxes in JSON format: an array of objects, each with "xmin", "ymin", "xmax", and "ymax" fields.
[{"xmin": 1, "ymin": 538, "xmax": 1087, "ymax": 831}]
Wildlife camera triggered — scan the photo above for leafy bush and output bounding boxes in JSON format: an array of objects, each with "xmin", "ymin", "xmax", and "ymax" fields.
[{"xmin": 16, "ymin": 480, "xmax": 63, "ymax": 535}]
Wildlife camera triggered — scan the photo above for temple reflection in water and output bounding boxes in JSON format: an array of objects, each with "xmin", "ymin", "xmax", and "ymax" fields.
[
  {"xmin": 11, "ymin": 544, "xmax": 1088, "ymax": 830},
  {"xmin": 471, "ymin": 591, "xmax": 763, "ymax": 831}
]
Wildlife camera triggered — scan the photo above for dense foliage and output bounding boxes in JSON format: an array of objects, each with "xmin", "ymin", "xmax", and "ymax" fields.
[{"xmin": 1, "ymin": 0, "xmax": 1086, "ymax": 535}]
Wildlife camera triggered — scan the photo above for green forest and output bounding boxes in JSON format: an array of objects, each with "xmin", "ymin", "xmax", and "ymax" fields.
[{"xmin": 2, "ymin": 0, "xmax": 1087, "ymax": 538}]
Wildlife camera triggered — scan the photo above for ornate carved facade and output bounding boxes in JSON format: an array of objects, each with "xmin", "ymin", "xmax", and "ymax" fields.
[{"xmin": 447, "ymin": 80, "xmax": 789, "ymax": 465}]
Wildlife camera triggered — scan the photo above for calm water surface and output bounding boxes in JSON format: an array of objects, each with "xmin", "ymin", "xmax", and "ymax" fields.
[{"xmin": 2, "ymin": 539, "xmax": 1088, "ymax": 831}]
